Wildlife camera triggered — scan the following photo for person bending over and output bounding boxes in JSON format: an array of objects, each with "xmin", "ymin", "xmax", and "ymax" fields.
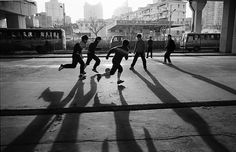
[{"xmin": 97, "ymin": 40, "xmax": 129, "ymax": 84}]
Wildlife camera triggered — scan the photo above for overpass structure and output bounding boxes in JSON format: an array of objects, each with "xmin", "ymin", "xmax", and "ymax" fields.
[
  {"xmin": 189, "ymin": 0, "xmax": 235, "ymax": 53},
  {"xmin": 0, "ymin": 0, "xmax": 37, "ymax": 29}
]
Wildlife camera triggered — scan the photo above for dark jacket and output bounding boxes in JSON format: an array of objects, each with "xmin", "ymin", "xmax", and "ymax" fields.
[
  {"xmin": 107, "ymin": 46, "xmax": 129, "ymax": 64},
  {"xmin": 147, "ymin": 39, "xmax": 153, "ymax": 48},
  {"xmin": 73, "ymin": 43, "xmax": 82, "ymax": 55},
  {"xmin": 88, "ymin": 41, "xmax": 99, "ymax": 54},
  {"xmin": 134, "ymin": 39, "xmax": 145, "ymax": 53},
  {"xmin": 166, "ymin": 39, "xmax": 176, "ymax": 52}
]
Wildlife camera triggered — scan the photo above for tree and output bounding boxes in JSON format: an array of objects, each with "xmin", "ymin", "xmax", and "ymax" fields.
[{"xmin": 87, "ymin": 17, "xmax": 106, "ymax": 37}]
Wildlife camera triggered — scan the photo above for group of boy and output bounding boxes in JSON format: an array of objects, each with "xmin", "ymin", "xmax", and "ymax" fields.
[{"xmin": 58, "ymin": 34, "xmax": 175, "ymax": 85}]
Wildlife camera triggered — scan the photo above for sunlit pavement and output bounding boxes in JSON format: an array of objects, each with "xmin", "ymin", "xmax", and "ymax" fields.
[{"xmin": 1, "ymin": 55, "xmax": 236, "ymax": 152}]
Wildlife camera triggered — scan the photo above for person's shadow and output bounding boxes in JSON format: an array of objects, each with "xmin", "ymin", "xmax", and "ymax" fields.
[
  {"xmin": 114, "ymin": 85, "xmax": 143, "ymax": 152},
  {"xmin": 132, "ymin": 69, "xmax": 230, "ymax": 152},
  {"xmin": 2, "ymin": 79, "xmax": 81, "ymax": 152},
  {"xmin": 156, "ymin": 59, "xmax": 236, "ymax": 95},
  {"xmin": 49, "ymin": 75, "xmax": 98, "ymax": 152}
]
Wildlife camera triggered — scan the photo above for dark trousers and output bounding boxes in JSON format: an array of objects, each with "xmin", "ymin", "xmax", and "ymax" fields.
[
  {"xmin": 131, "ymin": 52, "xmax": 147, "ymax": 69},
  {"xmin": 146, "ymin": 47, "xmax": 153, "ymax": 58},
  {"xmin": 63, "ymin": 54, "xmax": 85, "ymax": 74},
  {"xmin": 86, "ymin": 53, "xmax": 100, "ymax": 70},
  {"xmin": 164, "ymin": 51, "xmax": 172, "ymax": 63},
  {"xmin": 110, "ymin": 61, "xmax": 123, "ymax": 75}
]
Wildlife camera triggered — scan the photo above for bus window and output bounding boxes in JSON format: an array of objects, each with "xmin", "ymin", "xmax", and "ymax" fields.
[
  {"xmin": 40, "ymin": 32, "xmax": 45, "ymax": 39},
  {"xmin": 194, "ymin": 35, "xmax": 199, "ymax": 40},
  {"xmin": 53, "ymin": 32, "xmax": 59, "ymax": 39},
  {"xmin": 46, "ymin": 32, "xmax": 52, "ymax": 39},
  {"xmin": 11, "ymin": 31, "xmax": 21, "ymax": 40},
  {"xmin": 0, "ymin": 31, "xmax": 5, "ymax": 40},
  {"xmin": 200, "ymin": 34, "xmax": 205, "ymax": 40},
  {"xmin": 23, "ymin": 32, "xmax": 28, "ymax": 39},
  {"xmin": 210, "ymin": 34, "xmax": 215, "ymax": 40},
  {"xmin": 113, "ymin": 37, "xmax": 118, "ymax": 42},
  {"xmin": 59, "ymin": 32, "xmax": 62, "ymax": 39},
  {"xmin": 187, "ymin": 35, "xmax": 193, "ymax": 41},
  {"xmin": 28, "ymin": 32, "xmax": 33, "ymax": 39}
]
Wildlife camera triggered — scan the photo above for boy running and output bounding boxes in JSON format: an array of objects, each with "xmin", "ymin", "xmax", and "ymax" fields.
[
  {"xmin": 97, "ymin": 40, "xmax": 129, "ymax": 84},
  {"xmin": 85, "ymin": 37, "xmax": 102, "ymax": 73},
  {"xmin": 58, "ymin": 35, "xmax": 88, "ymax": 79}
]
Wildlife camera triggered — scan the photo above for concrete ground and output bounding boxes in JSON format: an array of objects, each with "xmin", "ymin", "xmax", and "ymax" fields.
[{"xmin": 1, "ymin": 54, "xmax": 236, "ymax": 152}]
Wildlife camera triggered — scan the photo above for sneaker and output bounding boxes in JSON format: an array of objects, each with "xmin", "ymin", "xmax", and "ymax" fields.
[
  {"xmin": 58, "ymin": 64, "xmax": 63, "ymax": 71},
  {"xmin": 117, "ymin": 80, "xmax": 124, "ymax": 84},
  {"xmin": 92, "ymin": 69, "xmax": 99, "ymax": 73},
  {"xmin": 97, "ymin": 74, "xmax": 102, "ymax": 82},
  {"xmin": 129, "ymin": 67, "xmax": 134, "ymax": 70}
]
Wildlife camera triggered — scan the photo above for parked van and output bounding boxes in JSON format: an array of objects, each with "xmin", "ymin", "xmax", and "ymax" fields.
[
  {"xmin": 110, "ymin": 35, "xmax": 127, "ymax": 48},
  {"xmin": 180, "ymin": 33, "xmax": 220, "ymax": 51}
]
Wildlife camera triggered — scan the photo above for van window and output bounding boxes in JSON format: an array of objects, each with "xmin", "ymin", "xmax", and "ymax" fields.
[
  {"xmin": 194, "ymin": 35, "xmax": 199, "ymax": 40},
  {"xmin": 188, "ymin": 35, "xmax": 193, "ymax": 41},
  {"xmin": 113, "ymin": 37, "xmax": 118, "ymax": 42}
]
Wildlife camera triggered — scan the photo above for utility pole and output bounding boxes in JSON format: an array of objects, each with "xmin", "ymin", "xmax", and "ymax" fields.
[
  {"xmin": 168, "ymin": 5, "xmax": 176, "ymax": 34},
  {"xmin": 63, "ymin": 3, "xmax": 66, "ymax": 27},
  {"xmin": 60, "ymin": 3, "xmax": 66, "ymax": 27}
]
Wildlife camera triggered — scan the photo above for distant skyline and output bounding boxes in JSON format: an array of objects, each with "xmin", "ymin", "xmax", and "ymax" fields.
[{"xmin": 35, "ymin": 0, "xmax": 192, "ymax": 22}]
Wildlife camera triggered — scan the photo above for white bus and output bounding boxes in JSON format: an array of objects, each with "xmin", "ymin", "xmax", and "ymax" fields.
[
  {"xmin": 0, "ymin": 28, "xmax": 66, "ymax": 54},
  {"xmin": 180, "ymin": 33, "xmax": 220, "ymax": 52}
]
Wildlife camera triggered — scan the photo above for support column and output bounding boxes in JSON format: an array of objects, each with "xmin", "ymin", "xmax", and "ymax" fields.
[
  {"xmin": 231, "ymin": 5, "xmax": 236, "ymax": 54},
  {"xmin": 6, "ymin": 14, "xmax": 26, "ymax": 29},
  {"xmin": 220, "ymin": 0, "xmax": 236, "ymax": 53},
  {"xmin": 189, "ymin": 0, "xmax": 206, "ymax": 33}
]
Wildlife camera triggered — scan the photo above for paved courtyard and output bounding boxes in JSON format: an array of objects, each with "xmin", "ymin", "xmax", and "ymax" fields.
[{"xmin": 1, "ymin": 55, "xmax": 236, "ymax": 152}]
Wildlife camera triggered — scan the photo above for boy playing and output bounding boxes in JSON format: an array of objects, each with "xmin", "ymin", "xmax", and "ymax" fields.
[
  {"xmin": 97, "ymin": 40, "xmax": 129, "ymax": 84},
  {"xmin": 58, "ymin": 35, "xmax": 88, "ymax": 79}
]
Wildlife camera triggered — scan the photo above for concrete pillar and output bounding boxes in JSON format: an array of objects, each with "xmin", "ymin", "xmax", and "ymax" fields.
[
  {"xmin": 189, "ymin": 0, "xmax": 207, "ymax": 33},
  {"xmin": 6, "ymin": 14, "xmax": 26, "ymax": 29},
  {"xmin": 220, "ymin": 0, "xmax": 236, "ymax": 53},
  {"xmin": 231, "ymin": 6, "xmax": 236, "ymax": 54}
]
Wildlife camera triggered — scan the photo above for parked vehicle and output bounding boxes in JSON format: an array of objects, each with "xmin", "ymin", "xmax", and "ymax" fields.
[
  {"xmin": 180, "ymin": 33, "xmax": 220, "ymax": 51},
  {"xmin": 110, "ymin": 35, "xmax": 128, "ymax": 48},
  {"xmin": 0, "ymin": 28, "xmax": 66, "ymax": 54}
]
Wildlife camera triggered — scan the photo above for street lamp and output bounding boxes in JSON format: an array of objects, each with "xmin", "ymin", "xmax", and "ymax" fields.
[
  {"xmin": 168, "ymin": 6, "xmax": 176, "ymax": 34},
  {"xmin": 60, "ymin": 3, "xmax": 66, "ymax": 27}
]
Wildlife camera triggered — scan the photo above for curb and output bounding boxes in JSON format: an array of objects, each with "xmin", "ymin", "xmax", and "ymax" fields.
[
  {"xmin": 1, "ymin": 100, "xmax": 236, "ymax": 116},
  {"xmin": 1, "ymin": 53, "xmax": 235, "ymax": 59}
]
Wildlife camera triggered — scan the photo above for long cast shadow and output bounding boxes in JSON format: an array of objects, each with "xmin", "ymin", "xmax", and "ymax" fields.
[
  {"xmin": 132, "ymin": 69, "xmax": 230, "ymax": 152},
  {"xmin": 156, "ymin": 60, "xmax": 236, "ymax": 95},
  {"xmin": 143, "ymin": 127, "xmax": 158, "ymax": 152},
  {"xmin": 93, "ymin": 85, "xmax": 143, "ymax": 152},
  {"xmin": 114, "ymin": 85, "xmax": 143, "ymax": 152},
  {"xmin": 2, "ymin": 80, "xmax": 81, "ymax": 152},
  {"xmin": 49, "ymin": 75, "xmax": 97, "ymax": 152}
]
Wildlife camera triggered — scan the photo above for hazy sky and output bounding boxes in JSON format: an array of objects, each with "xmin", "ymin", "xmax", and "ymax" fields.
[{"xmin": 35, "ymin": 0, "xmax": 192, "ymax": 22}]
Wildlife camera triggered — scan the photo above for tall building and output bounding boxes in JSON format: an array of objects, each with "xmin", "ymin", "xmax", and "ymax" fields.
[
  {"xmin": 84, "ymin": 2, "xmax": 103, "ymax": 19},
  {"xmin": 35, "ymin": 12, "xmax": 53, "ymax": 28},
  {"xmin": 65, "ymin": 16, "xmax": 71, "ymax": 25},
  {"xmin": 202, "ymin": 1, "xmax": 223, "ymax": 31},
  {"xmin": 112, "ymin": 0, "xmax": 132, "ymax": 18},
  {"xmin": 114, "ymin": 0, "xmax": 186, "ymax": 37},
  {"xmin": 45, "ymin": 0, "xmax": 65, "ymax": 26}
]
